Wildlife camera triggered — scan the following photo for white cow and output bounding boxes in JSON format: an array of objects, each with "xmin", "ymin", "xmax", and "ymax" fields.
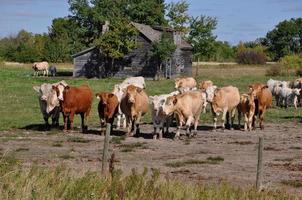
[
  {"xmin": 280, "ymin": 85, "xmax": 301, "ymax": 109},
  {"xmin": 33, "ymin": 61, "xmax": 49, "ymax": 76},
  {"xmin": 149, "ymin": 91, "xmax": 179, "ymax": 140},
  {"xmin": 272, "ymin": 81, "xmax": 288, "ymax": 106}
]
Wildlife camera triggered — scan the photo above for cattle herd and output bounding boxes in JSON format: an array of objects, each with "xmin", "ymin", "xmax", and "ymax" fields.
[{"xmin": 32, "ymin": 75, "xmax": 302, "ymax": 140}]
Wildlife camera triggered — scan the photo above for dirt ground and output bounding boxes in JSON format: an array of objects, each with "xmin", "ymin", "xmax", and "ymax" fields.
[{"xmin": 0, "ymin": 122, "xmax": 302, "ymax": 196}]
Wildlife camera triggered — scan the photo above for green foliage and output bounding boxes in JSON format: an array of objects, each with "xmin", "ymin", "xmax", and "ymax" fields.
[
  {"xmin": 280, "ymin": 54, "xmax": 302, "ymax": 69},
  {"xmin": 187, "ymin": 15, "xmax": 217, "ymax": 61},
  {"xmin": 235, "ymin": 43, "xmax": 267, "ymax": 64},
  {"xmin": 151, "ymin": 32, "xmax": 177, "ymax": 69},
  {"xmin": 264, "ymin": 18, "xmax": 302, "ymax": 60},
  {"xmin": 211, "ymin": 41, "xmax": 235, "ymax": 62},
  {"xmin": 296, "ymin": 68, "xmax": 302, "ymax": 76},
  {"xmin": 166, "ymin": 0, "xmax": 190, "ymax": 32}
]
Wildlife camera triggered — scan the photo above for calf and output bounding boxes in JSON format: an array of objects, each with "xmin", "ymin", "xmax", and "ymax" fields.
[
  {"xmin": 249, "ymin": 83, "xmax": 272, "ymax": 130},
  {"xmin": 199, "ymin": 80, "xmax": 214, "ymax": 91},
  {"xmin": 175, "ymin": 77, "xmax": 197, "ymax": 93},
  {"xmin": 149, "ymin": 92, "xmax": 176, "ymax": 140},
  {"xmin": 163, "ymin": 91, "xmax": 205, "ymax": 139},
  {"xmin": 32, "ymin": 61, "xmax": 49, "ymax": 76},
  {"xmin": 53, "ymin": 84, "xmax": 93, "ymax": 132},
  {"xmin": 211, "ymin": 86, "xmax": 240, "ymax": 130},
  {"xmin": 48, "ymin": 65, "xmax": 57, "ymax": 76},
  {"xmin": 120, "ymin": 85, "xmax": 149, "ymax": 136},
  {"xmin": 237, "ymin": 93, "xmax": 255, "ymax": 131},
  {"xmin": 96, "ymin": 92, "xmax": 119, "ymax": 127}
]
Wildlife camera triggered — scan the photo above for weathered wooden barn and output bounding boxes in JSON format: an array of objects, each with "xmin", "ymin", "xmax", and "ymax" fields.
[{"xmin": 72, "ymin": 22, "xmax": 192, "ymax": 78}]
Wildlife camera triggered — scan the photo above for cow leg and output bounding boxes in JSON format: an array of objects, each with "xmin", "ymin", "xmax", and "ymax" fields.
[
  {"xmin": 126, "ymin": 117, "xmax": 132, "ymax": 136},
  {"xmin": 230, "ymin": 108, "xmax": 236, "ymax": 130},
  {"xmin": 51, "ymin": 108, "xmax": 60, "ymax": 128},
  {"xmin": 259, "ymin": 108, "xmax": 265, "ymax": 130},
  {"xmin": 225, "ymin": 111, "xmax": 230, "ymax": 129},
  {"xmin": 122, "ymin": 114, "xmax": 127, "ymax": 129},
  {"xmin": 293, "ymin": 96, "xmax": 298, "ymax": 109},
  {"xmin": 244, "ymin": 114, "xmax": 248, "ymax": 131},
  {"xmin": 213, "ymin": 113, "xmax": 217, "ymax": 131},
  {"xmin": 238, "ymin": 109, "xmax": 241, "ymax": 130},
  {"xmin": 69, "ymin": 112, "xmax": 75, "ymax": 131},
  {"xmin": 248, "ymin": 113, "xmax": 253, "ymax": 131},
  {"xmin": 153, "ymin": 127, "xmax": 157, "ymax": 140},
  {"xmin": 44, "ymin": 116, "xmax": 50, "ymax": 130},
  {"xmin": 117, "ymin": 114, "xmax": 121, "ymax": 128},
  {"xmin": 80, "ymin": 113, "xmax": 86, "ymax": 133},
  {"xmin": 185, "ymin": 116, "xmax": 194, "ymax": 137},
  {"xmin": 221, "ymin": 109, "xmax": 227, "ymax": 131},
  {"xmin": 63, "ymin": 114, "xmax": 69, "ymax": 131}
]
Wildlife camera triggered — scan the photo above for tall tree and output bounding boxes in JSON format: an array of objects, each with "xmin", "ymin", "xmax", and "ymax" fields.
[
  {"xmin": 166, "ymin": 0, "xmax": 190, "ymax": 32},
  {"xmin": 264, "ymin": 18, "xmax": 302, "ymax": 60},
  {"xmin": 187, "ymin": 15, "xmax": 217, "ymax": 61}
]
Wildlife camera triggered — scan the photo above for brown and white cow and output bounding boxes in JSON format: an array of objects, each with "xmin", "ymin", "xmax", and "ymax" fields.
[
  {"xmin": 175, "ymin": 77, "xmax": 197, "ymax": 93},
  {"xmin": 163, "ymin": 91, "xmax": 205, "ymax": 139},
  {"xmin": 32, "ymin": 61, "xmax": 49, "ymax": 76},
  {"xmin": 249, "ymin": 83, "xmax": 272, "ymax": 130},
  {"xmin": 120, "ymin": 85, "xmax": 149, "ymax": 136},
  {"xmin": 96, "ymin": 92, "xmax": 119, "ymax": 128},
  {"xmin": 33, "ymin": 80, "xmax": 68, "ymax": 129},
  {"xmin": 211, "ymin": 86, "xmax": 240, "ymax": 130},
  {"xmin": 237, "ymin": 93, "xmax": 255, "ymax": 131},
  {"xmin": 53, "ymin": 84, "xmax": 93, "ymax": 133}
]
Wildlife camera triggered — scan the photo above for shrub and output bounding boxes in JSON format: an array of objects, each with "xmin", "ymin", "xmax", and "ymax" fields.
[
  {"xmin": 280, "ymin": 54, "xmax": 302, "ymax": 69},
  {"xmin": 266, "ymin": 65, "xmax": 282, "ymax": 76},
  {"xmin": 296, "ymin": 68, "xmax": 302, "ymax": 76},
  {"xmin": 235, "ymin": 44, "xmax": 267, "ymax": 64},
  {"xmin": 0, "ymin": 56, "xmax": 4, "ymax": 65}
]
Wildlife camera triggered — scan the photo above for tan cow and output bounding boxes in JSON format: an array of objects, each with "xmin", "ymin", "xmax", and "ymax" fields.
[
  {"xmin": 120, "ymin": 85, "xmax": 149, "ymax": 136},
  {"xmin": 199, "ymin": 80, "xmax": 214, "ymax": 91},
  {"xmin": 249, "ymin": 83, "xmax": 272, "ymax": 130},
  {"xmin": 237, "ymin": 93, "xmax": 255, "ymax": 131},
  {"xmin": 175, "ymin": 77, "xmax": 197, "ymax": 93},
  {"xmin": 163, "ymin": 91, "xmax": 205, "ymax": 139},
  {"xmin": 211, "ymin": 86, "xmax": 240, "ymax": 130},
  {"xmin": 33, "ymin": 61, "xmax": 49, "ymax": 76}
]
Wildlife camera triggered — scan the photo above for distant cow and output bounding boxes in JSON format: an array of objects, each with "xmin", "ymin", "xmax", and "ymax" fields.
[
  {"xmin": 293, "ymin": 78, "xmax": 302, "ymax": 106},
  {"xmin": 32, "ymin": 61, "xmax": 49, "ymax": 76},
  {"xmin": 120, "ymin": 85, "xmax": 149, "ymax": 136},
  {"xmin": 163, "ymin": 91, "xmax": 205, "ymax": 139},
  {"xmin": 96, "ymin": 92, "xmax": 119, "ymax": 128},
  {"xmin": 175, "ymin": 77, "xmax": 197, "ymax": 93},
  {"xmin": 48, "ymin": 65, "xmax": 57, "ymax": 76},
  {"xmin": 249, "ymin": 83, "xmax": 272, "ymax": 130},
  {"xmin": 53, "ymin": 84, "xmax": 93, "ymax": 132},
  {"xmin": 149, "ymin": 91, "xmax": 178, "ymax": 139},
  {"xmin": 199, "ymin": 80, "xmax": 214, "ymax": 91},
  {"xmin": 33, "ymin": 80, "xmax": 67, "ymax": 129},
  {"xmin": 280, "ymin": 86, "xmax": 301, "ymax": 109},
  {"xmin": 211, "ymin": 86, "xmax": 240, "ymax": 130},
  {"xmin": 237, "ymin": 93, "xmax": 255, "ymax": 131}
]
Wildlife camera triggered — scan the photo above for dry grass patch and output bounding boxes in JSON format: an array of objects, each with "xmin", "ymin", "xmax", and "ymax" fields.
[
  {"xmin": 165, "ymin": 156, "xmax": 224, "ymax": 168},
  {"xmin": 282, "ymin": 180, "xmax": 302, "ymax": 188},
  {"xmin": 67, "ymin": 136, "xmax": 90, "ymax": 143}
]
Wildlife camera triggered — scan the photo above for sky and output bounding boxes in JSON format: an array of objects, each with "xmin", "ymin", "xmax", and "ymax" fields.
[{"xmin": 0, "ymin": 0, "xmax": 301, "ymax": 45}]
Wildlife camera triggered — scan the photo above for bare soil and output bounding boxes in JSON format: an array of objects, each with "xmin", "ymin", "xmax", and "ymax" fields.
[{"xmin": 1, "ymin": 122, "xmax": 302, "ymax": 196}]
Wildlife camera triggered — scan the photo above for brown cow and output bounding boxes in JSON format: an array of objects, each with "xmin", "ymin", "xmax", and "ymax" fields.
[
  {"xmin": 237, "ymin": 93, "xmax": 255, "ymax": 131},
  {"xmin": 163, "ymin": 91, "xmax": 205, "ymax": 139},
  {"xmin": 249, "ymin": 83, "xmax": 272, "ymax": 130},
  {"xmin": 120, "ymin": 85, "xmax": 149, "ymax": 136},
  {"xmin": 53, "ymin": 84, "xmax": 93, "ymax": 132},
  {"xmin": 96, "ymin": 92, "xmax": 119, "ymax": 127},
  {"xmin": 198, "ymin": 80, "xmax": 214, "ymax": 91},
  {"xmin": 211, "ymin": 86, "xmax": 240, "ymax": 130}
]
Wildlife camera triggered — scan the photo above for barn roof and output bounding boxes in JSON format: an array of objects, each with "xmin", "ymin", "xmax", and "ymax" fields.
[
  {"xmin": 71, "ymin": 46, "xmax": 97, "ymax": 58},
  {"xmin": 131, "ymin": 22, "xmax": 162, "ymax": 42}
]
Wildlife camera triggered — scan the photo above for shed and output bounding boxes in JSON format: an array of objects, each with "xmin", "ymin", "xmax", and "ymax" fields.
[{"xmin": 72, "ymin": 22, "xmax": 192, "ymax": 78}]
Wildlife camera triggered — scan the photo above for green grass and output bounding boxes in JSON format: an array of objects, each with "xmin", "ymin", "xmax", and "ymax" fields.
[
  {"xmin": 165, "ymin": 156, "xmax": 224, "ymax": 168},
  {"xmin": 0, "ymin": 154, "xmax": 297, "ymax": 199},
  {"xmin": 120, "ymin": 142, "xmax": 148, "ymax": 152},
  {"xmin": 67, "ymin": 136, "xmax": 90, "ymax": 143},
  {"xmin": 0, "ymin": 64, "xmax": 302, "ymax": 131}
]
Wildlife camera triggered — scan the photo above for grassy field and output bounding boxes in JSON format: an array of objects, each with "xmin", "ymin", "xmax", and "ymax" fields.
[
  {"xmin": 0, "ymin": 154, "xmax": 297, "ymax": 200},
  {"xmin": 1, "ymin": 64, "xmax": 302, "ymax": 131}
]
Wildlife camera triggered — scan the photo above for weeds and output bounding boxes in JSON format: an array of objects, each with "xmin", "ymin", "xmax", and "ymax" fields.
[
  {"xmin": 120, "ymin": 142, "xmax": 147, "ymax": 152},
  {"xmin": 59, "ymin": 154, "xmax": 75, "ymax": 160},
  {"xmin": 110, "ymin": 136, "xmax": 126, "ymax": 144},
  {"xmin": 165, "ymin": 156, "xmax": 224, "ymax": 168},
  {"xmin": 52, "ymin": 141, "xmax": 63, "ymax": 147},
  {"xmin": 67, "ymin": 137, "xmax": 90, "ymax": 143},
  {"xmin": 282, "ymin": 180, "xmax": 302, "ymax": 188}
]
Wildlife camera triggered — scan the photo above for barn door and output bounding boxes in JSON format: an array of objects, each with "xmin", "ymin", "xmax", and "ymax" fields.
[{"xmin": 165, "ymin": 58, "xmax": 172, "ymax": 79}]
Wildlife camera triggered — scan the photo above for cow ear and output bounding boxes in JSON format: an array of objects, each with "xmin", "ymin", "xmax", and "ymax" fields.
[
  {"xmin": 136, "ymin": 88, "xmax": 142, "ymax": 93},
  {"xmin": 65, "ymin": 86, "xmax": 70, "ymax": 90},
  {"xmin": 173, "ymin": 97, "xmax": 178, "ymax": 105},
  {"xmin": 95, "ymin": 93, "xmax": 100, "ymax": 99},
  {"xmin": 108, "ymin": 93, "xmax": 114, "ymax": 98},
  {"xmin": 248, "ymin": 85, "xmax": 253, "ymax": 91},
  {"xmin": 261, "ymin": 85, "xmax": 268, "ymax": 90},
  {"xmin": 33, "ymin": 86, "xmax": 40, "ymax": 92}
]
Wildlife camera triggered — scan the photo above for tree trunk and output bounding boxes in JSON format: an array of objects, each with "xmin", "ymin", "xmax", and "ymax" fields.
[{"xmin": 195, "ymin": 57, "xmax": 200, "ymax": 77}]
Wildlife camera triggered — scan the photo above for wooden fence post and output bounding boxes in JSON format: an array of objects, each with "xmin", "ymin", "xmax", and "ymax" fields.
[
  {"xmin": 256, "ymin": 137, "xmax": 264, "ymax": 190},
  {"xmin": 102, "ymin": 123, "xmax": 111, "ymax": 175}
]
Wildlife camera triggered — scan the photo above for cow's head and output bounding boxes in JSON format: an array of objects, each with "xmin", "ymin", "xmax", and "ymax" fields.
[
  {"xmin": 163, "ymin": 95, "xmax": 178, "ymax": 116},
  {"xmin": 96, "ymin": 92, "xmax": 115, "ymax": 105},
  {"xmin": 33, "ymin": 84, "xmax": 59, "ymax": 113},
  {"xmin": 150, "ymin": 95, "xmax": 166, "ymax": 117},
  {"xmin": 205, "ymin": 85, "xmax": 217, "ymax": 103},
  {"xmin": 124, "ymin": 85, "xmax": 142, "ymax": 104},
  {"xmin": 174, "ymin": 78, "xmax": 182, "ymax": 89},
  {"xmin": 52, "ymin": 81, "xmax": 68, "ymax": 101}
]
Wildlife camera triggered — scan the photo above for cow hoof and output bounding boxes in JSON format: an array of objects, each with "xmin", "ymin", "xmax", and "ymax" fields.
[{"xmin": 153, "ymin": 135, "xmax": 157, "ymax": 140}]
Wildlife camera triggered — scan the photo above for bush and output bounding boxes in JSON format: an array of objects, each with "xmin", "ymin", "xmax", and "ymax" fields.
[
  {"xmin": 235, "ymin": 43, "xmax": 267, "ymax": 64},
  {"xmin": 280, "ymin": 54, "xmax": 302, "ymax": 69},
  {"xmin": 0, "ymin": 56, "xmax": 4, "ymax": 65},
  {"xmin": 296, "ymin": 68, "xmax": 302, "ymax": 76},
  {"xmin": 236, "ymin": 49, "xmax": 267, "ymax": 64},
  {"xmin": 266, "ymin": 65, "xmax": 282, "ymax": 76}
]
